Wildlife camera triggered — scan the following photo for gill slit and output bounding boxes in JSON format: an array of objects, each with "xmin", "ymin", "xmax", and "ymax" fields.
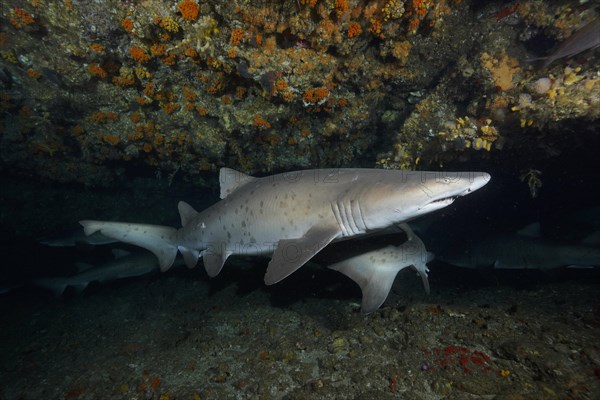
[
  {"xmin": 332, "ymin": 200, "xmax": 367, "ymax": 237},
  {"xmin": 353, "ymin": 199, "xmax": 367, "ymax": 232},
  {"xmin": 344, "ymin": 200, "xmax": 359, "ymax": 234}
]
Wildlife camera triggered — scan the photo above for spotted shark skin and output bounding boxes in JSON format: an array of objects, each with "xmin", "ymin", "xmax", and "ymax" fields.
[{"xmin": 81, "ymin": 168, "xmax": 490, "ymax": 291}]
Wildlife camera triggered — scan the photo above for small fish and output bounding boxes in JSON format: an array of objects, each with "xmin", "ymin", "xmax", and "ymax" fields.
[{"xmin": 538, "ymin": 17, "xmax": 600, "ymax": 68}]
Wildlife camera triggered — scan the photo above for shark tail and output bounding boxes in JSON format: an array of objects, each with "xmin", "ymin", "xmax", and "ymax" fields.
[
  {"xmin": 79, "ymin": 221, "xmax": 179, "ymax": 272},
  {"xmin": 329, "ymin": 246, "xmax": 408, "ymax": 314}
]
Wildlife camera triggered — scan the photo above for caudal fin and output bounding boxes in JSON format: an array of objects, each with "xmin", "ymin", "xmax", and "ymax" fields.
[
  {"xmin": 329, "ymin": 251, "xmax": 400, "ymax": 314},
  {"xmin": 79, "ymin": 220, "xmax": 178, "ymax": 271}
]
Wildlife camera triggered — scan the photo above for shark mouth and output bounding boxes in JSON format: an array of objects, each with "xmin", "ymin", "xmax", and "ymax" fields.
[
  {"xmin": 418, "ymin": 195, "xmax": 458, "ymax": 211},
  {"xmin": 430, "ymin": 195, "xmax": 458, "ymax": 206}
]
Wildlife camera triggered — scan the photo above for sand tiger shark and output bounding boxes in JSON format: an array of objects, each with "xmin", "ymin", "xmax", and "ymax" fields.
[
  {"xmin": 39, "ymin": 228, "xmax": 117, "ymax": 247},
  {"xmin": 34, "ymin": 249, "xmax": 163, "ymax": 295},
  {"xmin": 328, "ymin": 223, "xmax": 433, "ymax": 313},
  {"xmin": 81, "ymin": 168, "xmax": 490, "ymax": 301},
  {"xmin": 438, "ymin": 222, "xmax": 600, "ymax": 271}
]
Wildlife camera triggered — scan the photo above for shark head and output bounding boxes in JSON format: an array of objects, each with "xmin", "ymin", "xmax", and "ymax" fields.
[{"xmin": 359, "ymin": 171, "xmax": 490, "ymax": 229}]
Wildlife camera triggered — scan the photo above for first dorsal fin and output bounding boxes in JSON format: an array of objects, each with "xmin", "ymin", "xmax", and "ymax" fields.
[
  {"xmin": 178, "ymin": 201, "xmax": 199, "ymax": 227},
  {"xmin": 219, "ymin": 168, "xmax": 257, "ymax": 199}
]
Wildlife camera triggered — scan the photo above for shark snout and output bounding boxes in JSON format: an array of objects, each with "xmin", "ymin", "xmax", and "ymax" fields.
[
  {"xmin": 420, "ymin": 172, "xmax": 491, "ymax": 211},
  {"xmin": 468, "ymin": 172, "xmax": 491, "ymax": 193}
]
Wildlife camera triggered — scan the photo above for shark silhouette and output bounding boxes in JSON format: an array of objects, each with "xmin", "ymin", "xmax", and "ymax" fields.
[{"xmin": 81, "ymin": 168, "xmax": 489, "ymax": 308}]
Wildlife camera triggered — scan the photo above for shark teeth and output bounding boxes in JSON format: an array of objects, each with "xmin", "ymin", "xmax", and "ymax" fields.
[{"xmin": 431, "ymin": 195, "xmax": 458, "ymax": 205}]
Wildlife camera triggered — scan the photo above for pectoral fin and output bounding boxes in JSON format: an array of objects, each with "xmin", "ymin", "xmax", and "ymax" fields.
[{"xmin": 264, "ymin": 225, "xmax": 341, "ymax": 285}]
